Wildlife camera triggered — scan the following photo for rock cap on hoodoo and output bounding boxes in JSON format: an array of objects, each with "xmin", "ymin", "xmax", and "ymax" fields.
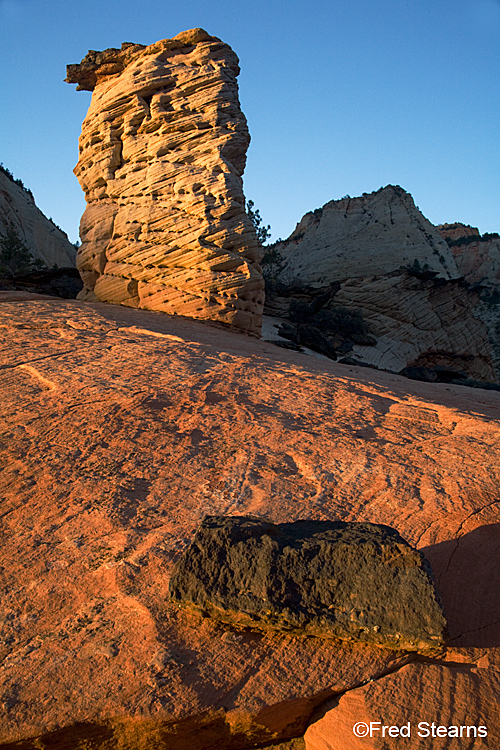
[
  {"xmin": 65, "ymin": 29, "xmax": 222, "ymax": 91},
  {"xmin": 169, "ymin": 515, "xmax": 448, "ymax": 654}
]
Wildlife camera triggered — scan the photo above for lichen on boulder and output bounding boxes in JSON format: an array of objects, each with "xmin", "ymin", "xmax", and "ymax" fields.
[{"xmin": 169, "ymin": 515, "xmax": 447, "ymax": 653}]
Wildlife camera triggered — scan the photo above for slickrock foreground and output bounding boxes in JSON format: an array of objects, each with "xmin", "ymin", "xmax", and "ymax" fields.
[
  {"xmin": 0, "ymin": 295, "xmax": 499, "ymax": 748},
  {"xmin": 66, "ymin": 28, "xmax": 264, "ymax": 334},
  {"xmin": 170, "ymin": 516, "xmax": 446, "ymax": 652}
]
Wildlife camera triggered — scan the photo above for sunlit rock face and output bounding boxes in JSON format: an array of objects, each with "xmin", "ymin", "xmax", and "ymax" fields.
[{"xmin": 66, "ymin": 28, "xmax": 264, "ymax": 335}]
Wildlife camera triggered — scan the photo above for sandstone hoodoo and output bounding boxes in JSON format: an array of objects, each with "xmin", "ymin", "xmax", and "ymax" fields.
[
  {"xmin": 169, "ymin": 515, "xmax": 447, "ymax": 653},
  {"xmin": 66, "ymin": 28, "xmax": 264, "ymax": 334}
]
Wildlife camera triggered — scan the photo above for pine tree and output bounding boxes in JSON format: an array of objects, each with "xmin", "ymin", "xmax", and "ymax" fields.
[
  {"xmin": 246, "ymin": 200, "xmax": 271, "ymax": 245},
  {"xmin": 0, "ymin": 222, "xmax": 46, "ymax": 276}
]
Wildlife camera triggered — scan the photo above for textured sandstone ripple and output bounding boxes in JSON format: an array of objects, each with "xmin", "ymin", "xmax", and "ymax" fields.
[
  {"xmin": 0, "ymin": 296, "xmax": 499, "ymax": 748},
  {"xmin": 66, "ymin": 29, "xmax": 264, "ymax": 335}
]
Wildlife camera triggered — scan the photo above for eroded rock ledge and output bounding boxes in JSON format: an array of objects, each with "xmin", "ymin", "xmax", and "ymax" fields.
[{"xmin": 66, "ymin": 28, "xmax": 264, "ymax": 334}]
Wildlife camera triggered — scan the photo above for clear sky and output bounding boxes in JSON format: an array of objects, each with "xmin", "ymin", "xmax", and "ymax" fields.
[{"xmin": 0, "ymin": 0, "xmax": 498, "ymax": 244}]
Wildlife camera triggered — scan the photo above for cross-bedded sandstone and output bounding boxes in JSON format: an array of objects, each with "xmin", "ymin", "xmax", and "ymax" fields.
[{"xmin": 66, "ymin": 28, "xmax": 264, "ymax": 334}]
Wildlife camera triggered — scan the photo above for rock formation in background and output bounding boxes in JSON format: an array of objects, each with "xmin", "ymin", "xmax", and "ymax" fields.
[
  {"xmin": 170, "ymin": 516, "xmax": 446, "ymax": 653},
  {"xmin": 267, "ymin": 186, "xmax": 499, "ymax": 384},
  {"xmin": 437, "ymin": 223, "xmax": 500, "ymax": 381},
  {"xmin": 272, "ymin": 185, "xmax": 459, "ymax": 285},
  {"xmin": 0, "ymin": 167, "xmax": 77, "ymax": 270},
  {"xmin": 437, "ymin": 222, "xmax": 500, "ymax": 287},
  {"xmin": 66, "ymin": 28, "xmax": 264, "ymax": 335}
]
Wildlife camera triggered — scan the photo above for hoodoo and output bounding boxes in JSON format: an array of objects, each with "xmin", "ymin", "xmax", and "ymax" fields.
[{"xmin": 66, "ymin": 28, "xmax": 264, "ymax": 334}]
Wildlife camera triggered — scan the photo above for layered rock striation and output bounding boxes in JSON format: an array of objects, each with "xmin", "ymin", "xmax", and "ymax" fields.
[
  {"xmin": 66, "ymin": 28, "xmax": 264, "ymax": 334},
  {"xmin": 437, "ymin": 223, "xmax": 500, "ymax": 381},
  {"xmin": 332, "ymin": 272, "xmax": 496, "ymax": 381},
  {"xmin": 272, "ymin": 185, "xmax": 459, "ymax": 285},
  {"xmin": 437, "ymin": 223, "xmax": 500, "ymax": 288}
]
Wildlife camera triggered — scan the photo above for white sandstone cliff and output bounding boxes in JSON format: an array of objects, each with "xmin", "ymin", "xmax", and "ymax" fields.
[
  {"xmin": 0, "ymin": 169, "xmax": 76, "ymax": 269},
  {"xmin": 273, "ymin": 185, "xmax": 459, "ymax": 286},
  {"xmin": 270, "ymin": 187, "xmax": 497, "ymax": 383}
]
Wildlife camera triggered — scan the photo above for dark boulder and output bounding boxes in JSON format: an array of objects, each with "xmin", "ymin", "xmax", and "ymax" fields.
[
  {"xmin": 349, "ymin": 331, "xmax": 377, "ymax": 346},
  {"xmin": 169, "ymin": 516, "xmax": 447, "ymax": 653},
  {"xmin": 270, "ymin": 339, "xmax": 304, "ymax": 352},
  {"xmin": 277, "ymin": 322, "xmax": 300, "ymax": 343},
  {"xmin": 449, "ymin": 378, "xmax": 500, "ymax": 391},
  {"xmin": 338, "ymin": 356, "xmax": 373, "ymax": 368},
  {"xmin": 337, "ymin": 340, "xmax": 354, "ymax": 354}
]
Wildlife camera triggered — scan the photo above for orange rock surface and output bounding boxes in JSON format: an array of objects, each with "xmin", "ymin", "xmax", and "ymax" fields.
[{"xmin": 0, "ymin": 295, "xmax": 499, "ymax": 748}]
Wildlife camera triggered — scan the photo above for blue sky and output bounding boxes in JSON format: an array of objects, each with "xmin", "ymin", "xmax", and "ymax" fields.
[{"xmin": 0, "ymin": 0, "xmax": 498, "ymax": 243}]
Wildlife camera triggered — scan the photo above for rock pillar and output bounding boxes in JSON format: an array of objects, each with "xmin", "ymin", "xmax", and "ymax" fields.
[{"xmin": 66, "ymin": 28, "xmax": 264, "ymax": 334}]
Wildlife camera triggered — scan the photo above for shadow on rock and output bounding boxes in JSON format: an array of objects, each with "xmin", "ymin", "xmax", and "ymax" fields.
[{"xmin": 423, "ymin": 523, "xmax": 500, "ymax": 648}]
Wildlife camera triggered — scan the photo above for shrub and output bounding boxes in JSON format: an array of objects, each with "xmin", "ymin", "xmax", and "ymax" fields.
[
  {"xmin": 289, "ymin": 299, "xmax": 311, "ymax": 324},
  {"xmin": 0, "ymin": 163, "xmax": 34, "ymax": 199},
  {"xmin": 445, "ymin": 232, "xmax": 499, "ymax": 247},
  {"xmin": 482, "ymin": 287, "xmax": 500, "ymax": 309},
  {"xmin": 315, "ymin": 306, "xmax": 370, "ymax": 337},
  {"xmin": 289, "ymin": 299, "xmax": 370, "ymax": 337},
  {"xmin": 261, "ymin": 243, "xmax": 287, "ymax": 293},
  {"xmin": 444, "ymin": 235, "xmax": 480, "ymax": 248}
]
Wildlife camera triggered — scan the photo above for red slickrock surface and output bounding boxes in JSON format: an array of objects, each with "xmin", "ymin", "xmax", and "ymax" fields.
[{"xmin": 0, "ymin": 294, "xmax": 498, "ymax": 748}]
